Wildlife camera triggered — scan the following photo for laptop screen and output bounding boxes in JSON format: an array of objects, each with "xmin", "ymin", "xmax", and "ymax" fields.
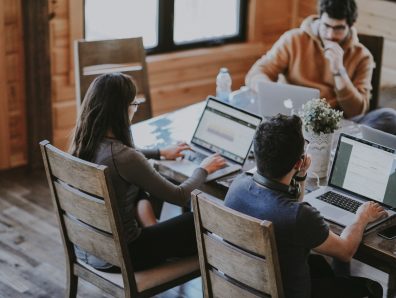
[
  {"xmin": 257, "ymin": 82, "xmax": 320, "ymax": 117},
  {"xmin": 329, "ymin": 134, "xmax": 396, "ymax": 208},
  {"xmin": 191, "ymin": 98, "xmax": 262, "ymax": 164},
  {"xmin": 361, "ymin": 125, "xmax": 396, "ymax": 149}
]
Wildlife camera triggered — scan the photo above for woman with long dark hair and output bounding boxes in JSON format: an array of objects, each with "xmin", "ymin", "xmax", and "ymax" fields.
[{"xmin": 70, "ymin": 73, "xmax": 225, "ymax": 271}]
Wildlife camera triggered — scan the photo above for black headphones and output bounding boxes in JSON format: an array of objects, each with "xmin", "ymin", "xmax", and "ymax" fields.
[{"xmin": 252, "ymin": 171, "xmax": 301, "ymax": 199}]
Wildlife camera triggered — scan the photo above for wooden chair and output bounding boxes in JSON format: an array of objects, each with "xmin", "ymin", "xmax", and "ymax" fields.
[
  {"xmin": 40, "ymin": 140, "xmax": 200, "ymax": 298},
  {"xmin": 74, "ymin": 37, "xmax": 152, "ymax": 123},
  {"xmin": 192, "ymin": 190, "xmax": 284, "ymax": 298},
  {"xmin": 358, "ymin": 33, "xmax": 384, "ymax": 111}
]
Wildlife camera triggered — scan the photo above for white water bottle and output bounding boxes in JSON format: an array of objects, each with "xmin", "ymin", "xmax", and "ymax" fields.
[{"xmin": 216, "ymin": 68, "xmax": 232, "ymax": 102}]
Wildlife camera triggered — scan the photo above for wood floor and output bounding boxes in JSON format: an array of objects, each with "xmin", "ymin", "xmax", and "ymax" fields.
[
  {"xmin": 0, "ymin": 167, "xmax": 394, "ymax": 297},
  {"xmin": 0, "ymin": 168, "xmax": 202, "ymax": 298}
]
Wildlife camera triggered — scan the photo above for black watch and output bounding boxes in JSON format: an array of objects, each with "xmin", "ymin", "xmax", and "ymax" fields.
[{"xmin": 294, "ymin": 172, "xmax": 307, "ymax": 182}]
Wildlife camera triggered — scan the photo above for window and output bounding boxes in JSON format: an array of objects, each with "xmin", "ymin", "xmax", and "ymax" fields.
[{"xmin": 84, "ymin": 0, "xmax": 247, "ymax": 54}]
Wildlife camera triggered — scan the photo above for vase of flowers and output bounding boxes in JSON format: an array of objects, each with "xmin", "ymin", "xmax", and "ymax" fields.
[{"xmin": 299, "ymin": 98, "xmax": 343, "ymax": 178}]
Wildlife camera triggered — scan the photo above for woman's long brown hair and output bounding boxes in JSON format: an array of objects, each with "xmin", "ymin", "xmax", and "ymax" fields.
[{"xmin": 70, "ymin": 73, "xmax": 136, "ymax": 161}]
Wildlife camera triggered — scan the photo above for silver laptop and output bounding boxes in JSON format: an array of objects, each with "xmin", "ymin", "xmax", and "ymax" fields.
[
  {"xmin": 361, "ymin": 125, "xmax": 396, "ymax": 149},
  {"xmin": 305, "ymin": 133, "xmax": 396, "ymax": 232},
  {"xmin": 159, "ymin": 97, "xmax": 262, "ymax": 182},
  {"xmin": 255, "ymin": 82, "xmax": 320, "ymax": 116}
]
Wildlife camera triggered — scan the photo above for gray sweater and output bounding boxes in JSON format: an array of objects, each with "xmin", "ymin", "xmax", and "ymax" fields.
[{"xmin": 76, "ymin": 138, "xmax": 207, "ymax": 268}]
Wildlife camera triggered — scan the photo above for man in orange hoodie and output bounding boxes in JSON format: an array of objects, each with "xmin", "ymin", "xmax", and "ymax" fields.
[{"xmin": 246, "ymin": 0, "xmax": 396, "ymax": 134}]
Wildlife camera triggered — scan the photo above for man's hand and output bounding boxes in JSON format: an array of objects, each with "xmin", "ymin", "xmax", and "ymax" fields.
[
  {"xmin": 159, "ymin": 142, "xmax": 192, "ymax": 160},
  {"xmin": 297, "ymin": 154, "xmax": 311, "ymax": 177},
  {"xmin": 324, "ymin": 40, "xmax": 345, "ymax": 75},
  {"xmin": 356, "ymin": 201, "xmax": 388, "ymax": 225}
]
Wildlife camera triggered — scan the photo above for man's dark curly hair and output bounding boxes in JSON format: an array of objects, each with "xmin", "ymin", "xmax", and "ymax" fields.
[
  {"xmin": 254, "ymin": 114, "xmax": 304, "ymax": 179},
  {"xmin": 318, "ymin": 0, "xmax": 358, "ymax": 27}
]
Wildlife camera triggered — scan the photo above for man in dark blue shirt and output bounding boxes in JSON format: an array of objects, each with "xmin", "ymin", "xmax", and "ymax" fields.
[{"xmin": 225, "ymin": 114, "xmax": 386, "ymax": 298}]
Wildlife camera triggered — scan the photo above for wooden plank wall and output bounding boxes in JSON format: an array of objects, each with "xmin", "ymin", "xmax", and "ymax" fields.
[
  {"xmin": 48, "ymin": 0, "xmax": 78, "ymax": 152},
  {"xmin": 0, "ymin": 0, "xmax": 27, "ymax": 170},
  {"xmin": 248, "ymin": 0, "xmax": 294, "ymax": 44},
  {"xmin": 0, "ymin": 0, "xmax": 8, "ymax": 169},
  {"xmin": 355, "ymin": 0, "xmax": 396, "ymax": 87},
  {"xmin": 297, "ymin": 0, "xmax": 317, "ymax": 26}
]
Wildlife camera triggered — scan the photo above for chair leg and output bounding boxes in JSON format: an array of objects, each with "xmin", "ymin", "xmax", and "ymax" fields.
[{"xmin": 66, "ymin": 273, "xmax": 78, "ymax": 298}]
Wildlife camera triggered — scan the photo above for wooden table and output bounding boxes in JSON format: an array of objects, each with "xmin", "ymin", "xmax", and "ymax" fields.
[{"xmin": 132, "ymin": 102, "xmax": 396, "ymax": 297}]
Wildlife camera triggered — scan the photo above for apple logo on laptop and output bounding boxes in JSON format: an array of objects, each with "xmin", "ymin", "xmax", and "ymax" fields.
[{"xmin": 283, "ymin": 98, "xmax": 293, "ymax": 109}]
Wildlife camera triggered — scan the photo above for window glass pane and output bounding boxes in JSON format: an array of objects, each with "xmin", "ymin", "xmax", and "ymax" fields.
[
  {"xmin": 174, "ymin": 0, "xmax": 240, "ymax": 45},
  {"xmin": 85, "ymin": 0, "xmax": 158, "ymax": 48}
]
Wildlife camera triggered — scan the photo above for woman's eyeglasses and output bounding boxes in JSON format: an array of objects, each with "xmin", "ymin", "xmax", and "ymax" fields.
[{"xmin": 130, "ymin": 98, "xmax": 145, "ymax": 110}]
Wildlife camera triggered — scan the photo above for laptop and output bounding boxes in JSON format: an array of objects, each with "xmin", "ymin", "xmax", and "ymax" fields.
[
  {"xmin": 159, "ymin": 96, "xmax": 262, "ymax": 182},
  {"xmin": 361, "ymin": 125, "xmax": 396, "ymax": 149},
  {"xmin": 304, "ymin": 133, "xmax": 396, "ymax": 232},
  {"xmin": 255, "ymin": 82, "xmax": 320, "ymax": 116}
]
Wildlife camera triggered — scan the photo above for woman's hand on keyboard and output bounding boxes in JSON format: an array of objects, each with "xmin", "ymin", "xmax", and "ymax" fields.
[
  {"xmin": 200, "ymin": 153, "xmax": 226, "ymax": 174},
  {"xmin": 356, "ymin": 201, "xmax": 388, "ymax": 225},
  {"xmin": 159, "ymin": 142, "xmax": 192, "ymax": 160}
]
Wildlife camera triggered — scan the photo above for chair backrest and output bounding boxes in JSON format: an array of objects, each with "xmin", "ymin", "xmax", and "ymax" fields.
[
  {"xmin": 192, "ymin": 191, "xmax": 284, "ymax": 298},
  {"xmin": 39, "ymin": 140, "xmax": 137, "ymax": 297},
  {"xmin": 74, "ymin": 37, "xmax": 152, "ymax": 123},
  {"xmin": 358, "ymin": 33, "xmax": 384, "ymax": 111}
]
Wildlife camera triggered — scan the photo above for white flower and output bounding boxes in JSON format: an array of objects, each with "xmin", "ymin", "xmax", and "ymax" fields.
[{"xmin": 298, "ymin": 98, "xmax": 343, "ymax": 134}]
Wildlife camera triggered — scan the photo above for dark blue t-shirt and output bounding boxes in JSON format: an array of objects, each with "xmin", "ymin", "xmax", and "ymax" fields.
[{"xmin": 224, "ymin": 173, "xmax": 329, "ymax": 298}]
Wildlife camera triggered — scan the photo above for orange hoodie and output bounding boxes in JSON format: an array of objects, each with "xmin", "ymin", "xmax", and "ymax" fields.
[{"xmin": 246, "ymin": 16, "xmax": 374, "ymax": 118}]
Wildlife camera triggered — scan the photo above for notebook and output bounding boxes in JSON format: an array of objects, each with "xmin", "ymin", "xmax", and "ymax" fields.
[
  {"xmin": 255, "ymin": 82, "xmax": 320, "ymax": 116},
  {"xmin": 304, "ymin": 133, "xmax": 396, "ymax": 232},
  {"xmin": 361, "ymin": 125, "xmax": 396, "ymax": 149},
  {"xmin": 159, "ymin": 96, "xmax": 262, "ymax": 182}
]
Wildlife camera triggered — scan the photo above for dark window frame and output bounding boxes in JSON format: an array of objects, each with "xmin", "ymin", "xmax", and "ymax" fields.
[{"xmin": 83, "ymin": 0, "xmax": 248, "ymax": 55}]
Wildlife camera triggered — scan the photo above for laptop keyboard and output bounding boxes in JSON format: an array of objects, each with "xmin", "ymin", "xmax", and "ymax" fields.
[
  {"xmin": 186, "ymin": 151, "xmax": 229, "ymax": 169},
  {"xmin": 186, "ymin": 151, "xmax": 208, "ymax": 164},
  {"xmin": 317, "ymin": 191, "xmax": 362, "ymax": 214}
]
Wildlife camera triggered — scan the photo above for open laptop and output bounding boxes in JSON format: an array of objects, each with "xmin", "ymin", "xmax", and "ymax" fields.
[
  {"xmin": 159, "ymin": 96, "xmax": 262, "ymax": 182},
  {"xmin": 304, "ymin": 133, "xmax": 396, "ymax": 232},
  {"xmin": 361, "ymin": 125, "xmax": 396, "ymax": 149},
  {"xmin": 255, "ymin": 82, "xmax": 320, "ymax": 116}
]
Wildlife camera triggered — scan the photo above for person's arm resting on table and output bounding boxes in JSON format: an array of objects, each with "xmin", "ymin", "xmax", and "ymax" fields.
[{"xmin": 314, "ymin": 201, "xmax": 387, "ymax": 262}]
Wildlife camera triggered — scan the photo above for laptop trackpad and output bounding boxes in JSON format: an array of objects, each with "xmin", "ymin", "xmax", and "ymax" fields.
[
  {"xmin": 321, "ymin": 206, "xmax": 345, "ymax": 221},
  {"xmin": 160, "ymin": 160, "xmax": 197, "ymax": 177},
  {"xmin": 206, "ymin": 164, "xmax": 240, "ymax": 182}
]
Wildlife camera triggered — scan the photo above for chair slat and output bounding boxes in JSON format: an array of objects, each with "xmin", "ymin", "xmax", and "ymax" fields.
[
  {"xmin": 198, "ymin": 195, "xmax": 269, "ymax": 255},
  {"xmin": 63, "ymin": 215, "xmax": 120, "ymax": 267},
  {"xmin": 45, "ymin": 145, "xmax": 105, "ymax": 197},
  {"xmin": 204, "ymin": 233, "xmax": 269, "ymax": 293},
  {"xmin": 74, "ymin": 264, "xmax": 125, "ymax": 298},
  {"xmin": 209, "ymin": 270, "xmax": 263, "ymax": 298},
  {"xmin": 77, "ymin": 38, "xmax": 145, "ymax": 66},
  {"xmin": 81, "ymin": 70, "xmax": 145, "ymax": 91},
  {"xmin": 83, "ymin": 63, "xmax": 143, "ymax": 75},
  {"xmin": 54, "ymin": 180, "xmax": 112, "ymax": 233}
]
